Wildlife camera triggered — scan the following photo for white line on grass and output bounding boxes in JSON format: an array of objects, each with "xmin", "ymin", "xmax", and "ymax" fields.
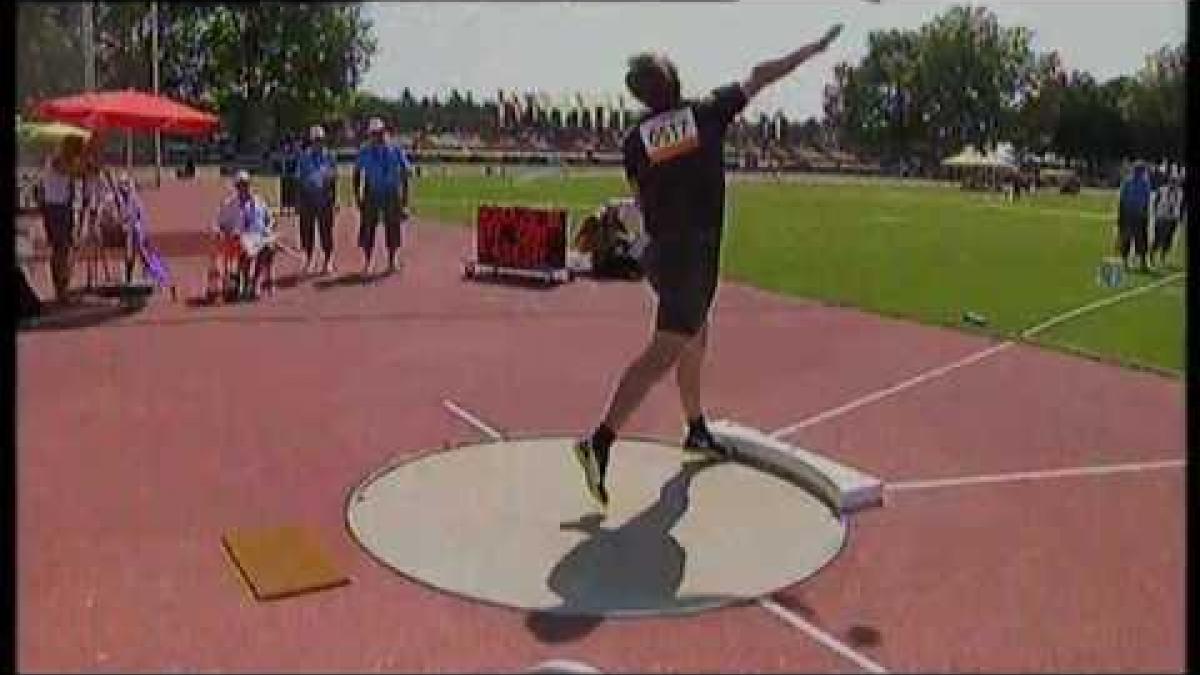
[
  {"xmin": 769, "ymin": 341, "xmax": 1015, "ymax": 439},
  {"xmin": 887, "ymin": 458, "xmax": 1185, "ymax": 493},
  {"xmin": 1020, "ymin": 272, "xmax": 1185, "ymax": 338},
  {"xmin": 770, "ymin": 272, "xmax": 1184, "ymax": 439},
  {"xmin": 441, "ymin": 399, "xmax": 504, "ymax": 441},
  {"xmin": 758, "ymin": 598, "xmax": 889, "ymax": 674}
]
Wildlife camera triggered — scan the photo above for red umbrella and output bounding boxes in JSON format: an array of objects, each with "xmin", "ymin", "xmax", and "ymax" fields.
[{"xmin": 35, "ymin": 89, "xmax": 218, "ymax": 136}]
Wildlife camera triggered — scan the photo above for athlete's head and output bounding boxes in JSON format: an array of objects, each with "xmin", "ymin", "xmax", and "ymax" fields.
[{"xmin": 625, "ymin": 52, "xmax": 682, "ymax": 113}]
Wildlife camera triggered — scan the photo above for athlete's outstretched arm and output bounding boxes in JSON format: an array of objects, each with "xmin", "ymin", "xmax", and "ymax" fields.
[{"xmin": 741, "ymin": 24, "xmax": 844, "ymax": 101}]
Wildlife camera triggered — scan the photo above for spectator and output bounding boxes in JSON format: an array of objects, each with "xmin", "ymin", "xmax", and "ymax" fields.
[
  {"xmin": 280, "ymin": 137, "xmax": 298, "ymax": 212},
  {"xmin": 1116, "ymin": 162, "xmax": 1153, "ymax": 272},
  {"xmin": 295, "ymin": 124, "xmax": 338, "ymax": 275},
  {"xmin": 352, "ymin": 117, "xmax": 412, "ymax": 274},
  {"xmin": 39, "ymin": 142, "xmax": 77, "ymax": 303},
  {"xmin": 1150, "ymin": 175, "xmax": 1185, "ymax": 268},
  {"xmin": 215, "ymin": 171, "xmax": 278, "ymax": 299}
]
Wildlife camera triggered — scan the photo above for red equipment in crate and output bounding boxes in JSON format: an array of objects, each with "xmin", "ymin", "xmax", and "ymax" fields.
[{"xmin": 464, "ymin": 204, "xmax": 572, "ymax": 284}]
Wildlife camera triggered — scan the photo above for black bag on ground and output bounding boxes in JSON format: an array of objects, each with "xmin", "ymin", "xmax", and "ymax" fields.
[
  {"xmin": 16, "ymin": 266, "xmax": 42, "ymax": 319},
  {"xmin": 592, "ymin": 239, "xmax": 644, "ymax": 280}
]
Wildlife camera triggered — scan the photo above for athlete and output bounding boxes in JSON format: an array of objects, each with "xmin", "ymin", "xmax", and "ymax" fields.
[{"xmin": 573, "ymin": 25, "xmax": 844, "ymax": 507}]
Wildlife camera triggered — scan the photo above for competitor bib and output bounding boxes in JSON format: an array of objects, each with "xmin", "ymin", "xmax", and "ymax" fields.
[{"xmin": 639, "ymin": 108, "xmax": 700, "ymax": 165}]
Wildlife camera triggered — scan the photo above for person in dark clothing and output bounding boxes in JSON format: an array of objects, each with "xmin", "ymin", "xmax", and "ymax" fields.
[
  {"xmin": 571, "ymin": 24, "xmax": 844, "ymax": 507},
  {"xmin": 1117, "ymin": 162, "xmax": 1153, "ymax": 272},
  {"xmin": 1150, "ymin": 175, "xmax": 1185, "ymax": 267}
]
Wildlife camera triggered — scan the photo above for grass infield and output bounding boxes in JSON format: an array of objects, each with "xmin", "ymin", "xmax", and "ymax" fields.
[{"xmin": 253, "ymin": 167, "xmax": 1185, "ymax": 375}]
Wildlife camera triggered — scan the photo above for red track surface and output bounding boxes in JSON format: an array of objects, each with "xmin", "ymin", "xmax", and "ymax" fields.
[{"xmin": 17, "ymin": 177, "xmax": 1185, "ymax": 672}]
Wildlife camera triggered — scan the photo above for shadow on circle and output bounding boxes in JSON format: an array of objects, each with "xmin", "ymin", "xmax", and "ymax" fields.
[{"xmin": 527, "ymin": 459, "xmax": 749, "ymax": 643}]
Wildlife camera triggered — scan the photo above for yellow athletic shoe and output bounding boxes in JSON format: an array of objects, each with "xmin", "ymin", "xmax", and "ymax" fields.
[{"xmin": 572, "ymin": 438, "xmax": 610, "ymax": 508}]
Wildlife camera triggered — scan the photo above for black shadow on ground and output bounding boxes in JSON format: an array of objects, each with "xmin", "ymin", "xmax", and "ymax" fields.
[
  {"xmin": 314, "ymin": 270, "xmax": 392, "ymax": 290},
  {"xmin": 270, "ymin": 270, "xmax": 311, "ymax": 290},
  {"xmin": 18, "ymin": 296, "xmax": 148, "ymax": 332},
  {"xmin": 462, "ymin": 273, "xmax": 562, "ymax": 292},
  {"xmin": 525, "ymin": 457, "xmax": 727, "ymax": 643},
  {"xmin": 846, "ymin": 624, "xmax": 883, "ymax": 648}
]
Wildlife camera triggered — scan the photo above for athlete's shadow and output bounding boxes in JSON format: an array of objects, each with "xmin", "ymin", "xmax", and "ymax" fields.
[{"xmin": 525, "ymin": 457, "xmax": 727, "ymax": 643}]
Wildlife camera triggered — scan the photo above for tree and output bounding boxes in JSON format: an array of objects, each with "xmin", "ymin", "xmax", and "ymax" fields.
[
  {"xmin": 1011, "ymin": 51, "xmax": 1065, "ymax": 161},
  {"xmin": 823, "ymin": 5, "xmax": 1034, "ymax": 164},
  {"xmin": 146, "ymin": 2, "xmax": 376, "ymax": 152},
  {"xmin": 1051, "ymin": 71, "xmax": 1131, "ymax": 177},
  {"xmin": 16, "ymin": 3, "xmax": 86, "ymax": 109},
  {"xmin": 1124, "ymin": 44, "xmax": 1185, "ymax": 165}
]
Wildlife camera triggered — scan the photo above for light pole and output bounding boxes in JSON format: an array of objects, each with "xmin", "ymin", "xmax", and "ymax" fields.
[
  {"xmin": 152, "ymin": 1, "xmax": 162, "ymax": 188},
  {"xmin": 82, "ymin": 2, "xmax": 96, "ymax": 91}
]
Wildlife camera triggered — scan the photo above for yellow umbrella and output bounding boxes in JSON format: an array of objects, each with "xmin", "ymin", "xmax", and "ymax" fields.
[{"xmin": 17, "ymin": 119, "xmax": 92, "ymax": 145}]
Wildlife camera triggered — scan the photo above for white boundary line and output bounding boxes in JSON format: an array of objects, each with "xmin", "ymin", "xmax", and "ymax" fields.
[
  {"xmin": 1021, "ymin": 272, "xmax": 1185, "ymax": 338},
  {"xmin": 770, "ymin": 272, "xmax": 1185, "ymax": 440},
  {"xmin": 525, "ymin": 659, "xmax": 604, "ymax": 673},
  {"xmin": 769, "ymin": 341, "xmax": 1014, "ymax": 439},
  {"xmin": 441, "ymin": 399, "xmax": 504, "ymax": 441},
  {"xmin": 758, "ymin": 598, "xmax": 888, "ymax": 674},
  {"xmin": 887, "ymin": 458, "xmax": 1185, "ymax": 493}
]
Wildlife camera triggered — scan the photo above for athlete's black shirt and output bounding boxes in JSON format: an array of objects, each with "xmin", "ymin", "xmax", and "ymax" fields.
[{"xmin": 622, "ymin": 83, "xmax": 748, "ymax": 238}]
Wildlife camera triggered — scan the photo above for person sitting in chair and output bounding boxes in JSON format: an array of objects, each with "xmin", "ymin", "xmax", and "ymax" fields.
[
  {"xmin": 573, "ymin": 198, "xmax": 646, "ymax": 280},
  {"xmin": 215, "ymin": 170, "xmax": 277, "ymax": 299}
]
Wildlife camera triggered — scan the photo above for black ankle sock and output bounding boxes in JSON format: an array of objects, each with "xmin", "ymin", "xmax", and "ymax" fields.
[
  {"xmin": 591, "ymin": 424, "xmax": 616, "ymax": 452},
  {"xmin": 687, "ymin": 416, "xmax": 708, "ymax": 436}
]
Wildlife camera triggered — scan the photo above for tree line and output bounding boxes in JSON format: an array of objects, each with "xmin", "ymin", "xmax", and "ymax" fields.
[
  {"xmin": 822, "ymin": 5, "xmax": 1184, "ymax": 177},
  {"xmin": 17, "ymin": 2, "xmax": 1183, "ymax": 176}
]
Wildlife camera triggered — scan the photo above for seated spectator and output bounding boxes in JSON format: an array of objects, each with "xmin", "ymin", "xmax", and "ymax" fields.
[
  {"xmin": 215, "ymin": 170, "xmax": 278, "ymax": 299},
  {"xmin": 573, "ymin": 198, "xmax": 645, "ymax": 280}
]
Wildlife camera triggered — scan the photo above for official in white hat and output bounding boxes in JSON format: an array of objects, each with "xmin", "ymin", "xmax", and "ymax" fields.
[
  {"xmin": 353, "ymin": 116, "xmax": 413, "ymax": 274},
  {"xmin": 296, "ymin": 123, "xmax": 338, "ymax": 274}
]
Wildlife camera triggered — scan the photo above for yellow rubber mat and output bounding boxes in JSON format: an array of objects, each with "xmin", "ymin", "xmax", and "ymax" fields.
[{"xmin": 222, "ymin": 525, "xmax": 350, "ymax": 601}]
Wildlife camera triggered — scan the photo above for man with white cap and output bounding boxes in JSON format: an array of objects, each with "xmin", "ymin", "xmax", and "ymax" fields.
[
  {"xmin": 352, "ymin": 116, "xmax": 413, "ymax": 274},
  {"xmin": 295, "ymin": 124, "xmax": 338, "ymax": 275},
  {"xmin": 215, "ymin": 170, "xmax": 277, "ymax": 299}
]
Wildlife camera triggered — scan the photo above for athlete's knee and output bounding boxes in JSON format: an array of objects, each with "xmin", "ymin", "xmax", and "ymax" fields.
[{"xmin": 638, "ymin": 331, "xmax": 691, "ymax": 370}]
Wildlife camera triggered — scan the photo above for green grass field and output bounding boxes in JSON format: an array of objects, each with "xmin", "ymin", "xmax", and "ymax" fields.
[{"xmin": 254, "ymin": 167, "xmax": 1186, "ymax": 375}]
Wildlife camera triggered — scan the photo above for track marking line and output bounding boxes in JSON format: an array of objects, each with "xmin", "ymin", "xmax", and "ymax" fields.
[
  {"xmin": 1020, "ymin": 272, "xmax": 1185, "ymax": 338},
  {"xmin": 770, "ymin": 342, "xmax": 1014, "ymax": 439},
  {"xmin": 758, "ymin": 598, "xmax": 888, "ymax": 674},
  {"xmin": 887, "ymin": 458, "xmax": 1185, "ymax": 493},
  {"xmin": 441, "ymin": 399, "xmax": 504, "ymax": 441},
  {"xmin": 771, "ymin": 272, "xmax": 1184, "ymax": 440},
  {"xmin": 525, "ymin": 659, "xmax": 604, "ymax": 673}
]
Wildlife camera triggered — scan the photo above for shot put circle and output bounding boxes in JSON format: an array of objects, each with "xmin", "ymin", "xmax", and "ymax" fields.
[{"xmin": 346, "ymin": 437, "xmax": 847, "ymax": 617}]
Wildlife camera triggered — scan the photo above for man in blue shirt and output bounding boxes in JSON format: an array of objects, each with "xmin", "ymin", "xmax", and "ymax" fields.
[
  {"xmin": 1117, "ymin": 162, "xmax": 1152, "ymax": 272},
  {"xmin": 353, "ymin": 117, "xmax": 412, "ymax": 274},
  {"xmin": 296, "ymin": 125, "xmax": 338, "ymax": 275}
]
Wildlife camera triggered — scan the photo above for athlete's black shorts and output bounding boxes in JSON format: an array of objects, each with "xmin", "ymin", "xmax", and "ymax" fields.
[{"xmin": 641, "ymin": 228, "xmax": 721, "ymax": 336}]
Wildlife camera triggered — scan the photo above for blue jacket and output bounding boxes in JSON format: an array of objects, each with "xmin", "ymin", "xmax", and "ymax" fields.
[{"xmin": 1119, "ymin": 170, "xmax": 1152, "ymax": 215}]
